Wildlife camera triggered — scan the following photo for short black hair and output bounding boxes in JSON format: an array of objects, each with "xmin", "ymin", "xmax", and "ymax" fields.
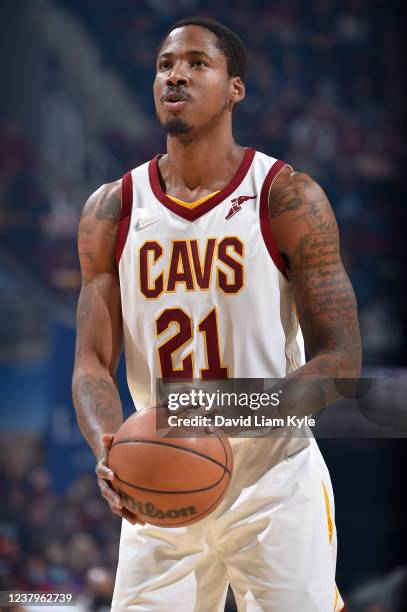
[{"xmin": 157, "ymin": 17, "xmax": 248, "ymax": 85}]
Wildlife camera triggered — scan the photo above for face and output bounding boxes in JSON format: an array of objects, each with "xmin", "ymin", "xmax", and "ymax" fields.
[{"xmin": 154, "ymin": 25, "xmax": 244, "ymax": 138}]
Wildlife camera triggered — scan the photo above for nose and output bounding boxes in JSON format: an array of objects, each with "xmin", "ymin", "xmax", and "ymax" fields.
[{"xmin": 166, "ymin": 62, "xmax": 189, "ymax": 87}]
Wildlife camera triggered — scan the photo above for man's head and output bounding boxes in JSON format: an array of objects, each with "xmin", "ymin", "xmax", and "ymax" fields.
[{"xmin": 154, "ymin": 17, "xmax": 247, "ymax": 139}]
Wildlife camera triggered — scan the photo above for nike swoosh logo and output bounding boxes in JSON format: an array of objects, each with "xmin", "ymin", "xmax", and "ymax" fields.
[
  {"xmin": 284, "ymin": 443, "xmax": 309, "ymax": 461},
  {"xmin": 134, "ymin": 218, "xmax": 161, "ymax": 232}
]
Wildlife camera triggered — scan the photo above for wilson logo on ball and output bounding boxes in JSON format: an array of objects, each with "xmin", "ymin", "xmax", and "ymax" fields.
[{"xmin": 120, "ymin": 490, "xmax": 197, "ymax": 519}]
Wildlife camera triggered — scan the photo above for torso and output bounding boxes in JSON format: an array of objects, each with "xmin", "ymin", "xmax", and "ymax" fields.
[{"xmin": 116, "ymin": 147, "xmax": 304, "ymax": 409}]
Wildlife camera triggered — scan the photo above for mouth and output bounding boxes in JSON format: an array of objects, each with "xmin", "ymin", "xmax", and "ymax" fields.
[
  {"xmin": 161, "ymin": 91, "xmax": 190, "ymax": 111},
  {"xmin": 163, "ymin": 100, "xmax": 188, "ymax": 111}
]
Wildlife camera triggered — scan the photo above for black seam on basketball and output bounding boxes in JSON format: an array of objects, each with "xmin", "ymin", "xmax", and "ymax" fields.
[
  {"xmin": 111, "ymin": 439, "xmax": 231, "ymax": 476},
  {"xmin": 215, "ymin": 434, "xmax": 229, "ymax": 471},
  {"xmin": 114, "ymin": 470, "xmax": 227, "ymax": 495},
  {"xmin": 149, "ymin": 473, "xmax": 231, "ymax": 527}
]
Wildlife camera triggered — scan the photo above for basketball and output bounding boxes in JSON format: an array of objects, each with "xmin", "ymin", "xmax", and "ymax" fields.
[{"xmin": 108, "ymin": 408, "xmax": 233, "ymax": 527}]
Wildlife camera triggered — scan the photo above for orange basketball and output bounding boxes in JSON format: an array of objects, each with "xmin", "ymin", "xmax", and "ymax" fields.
[{"xmin": 108, "ymin": 408, "xmax": 233, "ymax": 527}]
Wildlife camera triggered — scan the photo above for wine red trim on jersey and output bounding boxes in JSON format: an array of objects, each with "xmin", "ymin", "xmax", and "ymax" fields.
[
  {"xmin": 115, "ymin": 171, "xmax": 133, "ymax": 264},
  {"xmin": 148, "ymin": 147, "xmax": 256, "ymax": 221},
  {"xmin": 259, "ymin": 159, "xmax": 290, "ymax": 279}
]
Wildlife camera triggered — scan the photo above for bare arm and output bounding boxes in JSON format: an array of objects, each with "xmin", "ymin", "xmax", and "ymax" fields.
[
  {"xmin": 268, "ymin": 167, "xmax": 362, "ymax": 415},
  {"xmin": 72, "ymin": 182, "xmax": 141, "ymax": 524},
  {"xmin": 72, "ymin": 181, "xmax": 123, "ymax": 459}
]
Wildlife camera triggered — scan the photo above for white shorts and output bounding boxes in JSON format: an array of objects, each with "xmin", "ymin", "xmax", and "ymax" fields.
[{"xmin": 111, "ymin": 433, "xmax": 344, "ymax": 611}]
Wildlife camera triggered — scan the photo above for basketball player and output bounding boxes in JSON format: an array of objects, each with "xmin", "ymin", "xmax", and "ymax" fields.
[{"xmin": 72, "ymin": 17, "xmax": 361, "ymax": 611}]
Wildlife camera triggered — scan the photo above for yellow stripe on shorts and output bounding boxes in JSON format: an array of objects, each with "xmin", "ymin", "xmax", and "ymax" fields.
[
  {"xmin": 333, "ymin": 584, "xmax": 339, "ymax": 609},
  {"xmin": 322, "ymin": 480, "xmax": 333, "ymax": 544}
]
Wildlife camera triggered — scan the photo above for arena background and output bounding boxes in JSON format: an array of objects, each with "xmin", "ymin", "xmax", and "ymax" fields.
[{"xmin": 1, "ymin": 0, "xmax": 406, "ymax": 610}]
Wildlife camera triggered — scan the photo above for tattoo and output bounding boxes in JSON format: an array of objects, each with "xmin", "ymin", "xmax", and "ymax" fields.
[
  {"xmin": 80, "ymin": 251, "xmax": 96, "ymax": 264},
  {"xmin": 77, "ymin": 282, "xmax": 93, "ymax": 332},
  {"xmin": 76, "ymin": 374, "xmax": 120, "ymax": 419},
  {"xmin": 73, "ymin": 181, "xmax": 123, "ymax": 456},
  {"xmin": 291, "ymin": 233, "xmax": 361, "ymax": 369},
  {"xmin": 293, "ymin": 234, "xmax": 355, "ymax": 320},
  {"xmin": 73, "ymin": 374, "xmax": 123, "ymax": 451},
  {"xmin": 300, "ymin": 201, "xmax": 336, "ymax": 234},
  {"xmin": 268, "ymin": 183, "xmax": 303, "ymax": 217},
  {"xmin": 269, "ymin": 172, "xmax": 336, "ymax": 234},
  {"xmin": 78, "ymin": 220, "xmax": 94, "ymax": 237},
  {"xmin": 265, "ymin": 171, "xmax": 361, "ymax": 411},
  {"xmin": 79, "ymin": 182, "xmax": 121, "ymax": 227},
  {"xmin": 77, "ymin": 182, "xmax": 121, "ymax": 281},
  {"xmin": 74, "ymin": 282, "xmax": 92, "ymax": 359},
  {"xmin": 95, "ymin": 187, "xmax": 121, "ymax": 223}
]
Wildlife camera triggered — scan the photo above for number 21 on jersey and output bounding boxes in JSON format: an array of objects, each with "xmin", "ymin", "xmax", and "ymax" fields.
[{"xmin": 156, "ymin": 307, "xmax": 228, "ymax": 380}]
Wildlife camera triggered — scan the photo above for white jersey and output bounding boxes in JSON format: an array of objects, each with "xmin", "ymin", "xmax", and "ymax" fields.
[
  {"xmin": 116, "ymin": 147, "xmax": 304, "ymax": 409},
  {"xmin": 112, "ymin": 148, "xmax": 344, "ymax": 612}
]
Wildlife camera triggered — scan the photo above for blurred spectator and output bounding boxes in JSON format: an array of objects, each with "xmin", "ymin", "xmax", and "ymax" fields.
[{"xmin": 76, "ymin": 567, "xmax": 115, "ymax": 612}]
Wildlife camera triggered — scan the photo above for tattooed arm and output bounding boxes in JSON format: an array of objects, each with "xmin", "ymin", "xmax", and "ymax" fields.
[
  {"xmin": 72, "ymin": 182, "xmax": 140, "ymax": 524},
  {"xmin": 72, "ymin": 181, "xmax": 123, "ymax": 456},
  {"xmin": 267, "ymin": 167, "xmax": 362, "ymax": 416}
]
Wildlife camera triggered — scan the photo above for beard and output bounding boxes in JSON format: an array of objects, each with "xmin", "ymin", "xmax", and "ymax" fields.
[
  {"xmin": 161, "ymin": 117, "xmax": 192, "ymax": 136},
  {"xmin": 158, "ymin": 98, "xmax": 229, "ymax": 138}
]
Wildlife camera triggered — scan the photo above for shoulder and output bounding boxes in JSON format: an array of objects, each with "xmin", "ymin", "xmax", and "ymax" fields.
[
  {"xmin": 268, "ymin": 167, "xmax": 328, "ymax": 219},
  {"xmin": 81, "ymin": 179, "xmax": 122, "ymax": 224},
  {"xmin": 78, "ymin": 180, "xmax": 123, "ymax": 274},
  {"xmin": 266, "ymin": 166, "xmax": 338, "ymax": 257}
]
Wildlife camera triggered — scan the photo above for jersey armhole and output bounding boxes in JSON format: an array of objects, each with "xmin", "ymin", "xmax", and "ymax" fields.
[
  {"xmin": 259, "ymin": 160, "xmax": 292, "ymax": 279},
  {"xmin": 115, "ymin": 170, "xmax": 133, "ymax": 265}
]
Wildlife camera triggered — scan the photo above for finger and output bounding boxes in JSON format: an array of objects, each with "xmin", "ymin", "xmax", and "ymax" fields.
[
  {"xmin": 205, "ymin": 424, "xmax": 239, "ymax": 436},
  {"xmin": 176, "ymin": 400, "xmax": 214, "ymax": 417},
  {"xmin": 166, "ymin": 401, "xmax": 192, "ymax": 416},
  {"xmin": 97, "ymin": 477, "xmax": 145, "ymax": 526},
  {"xmin": 198, "ymin": 406, "xmax": 219, "ymax": 419},
  {"xmin": 102, "ymin": 433, "xmax": 115, "ymax": 450},
  {"xmin": 205, "ymin": 424, "xmax": 223, "ymax": 435},
  {"xmin": 106, "ymin": 497, "xmax": 145, "ymax": 525},
  {"xmin": 100, "ymin": 488, "xmax": 123, "ymax": 512},
  {"xmin": 96, "ymin": 463, "xmax": 115, "ymax": 481},
  {"xmin": 121, "ymin": 507, "xmax": 145, "ymax": 526},
  {"xmin": 98, "ymin": 478, "xmax": 123, "ymax": 509},
  {"xmin": 110, "ymin": 504, "xmax": 125, "ymax": 517}
]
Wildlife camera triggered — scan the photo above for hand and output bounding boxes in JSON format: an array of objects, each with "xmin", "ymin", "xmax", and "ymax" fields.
[{"xmin": 95, "ymin": 433, "xmax": 145, "ymax": 526}]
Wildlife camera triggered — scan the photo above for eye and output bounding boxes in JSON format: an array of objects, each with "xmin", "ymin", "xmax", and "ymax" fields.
[
  {"xmin": 191, "ymin": 60, "xmax": 207, "ymax": 68},
  {"xmin": 158, "ymin": 61, "xmax": 171, "ymax": 71}
]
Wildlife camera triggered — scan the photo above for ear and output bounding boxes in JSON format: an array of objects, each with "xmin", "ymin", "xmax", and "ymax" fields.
[{"xmin": 229, "ymin": 77, "xmax": 245, "ymax": 110}]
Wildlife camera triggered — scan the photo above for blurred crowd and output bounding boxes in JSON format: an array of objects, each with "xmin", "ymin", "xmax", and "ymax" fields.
[
  {"xmin": 0, "ymin": 441, "xmax": 118, "ymax": 611},
  {"xmin": 0, "ymin": 0, "xmax": 404, "ymax": 363}
]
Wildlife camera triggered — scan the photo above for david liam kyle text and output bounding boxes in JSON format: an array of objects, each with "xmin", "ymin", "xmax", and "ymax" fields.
[{"xmin": 167, "ymin": 414, "xmax": 316, "ymax": 428}]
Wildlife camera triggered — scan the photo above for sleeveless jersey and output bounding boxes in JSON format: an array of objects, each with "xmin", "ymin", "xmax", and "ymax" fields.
[{"xmin": 116, "ymin": 147, "xmax": 305, "ymax": 410}]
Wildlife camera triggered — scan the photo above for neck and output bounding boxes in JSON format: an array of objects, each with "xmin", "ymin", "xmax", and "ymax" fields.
[{"xmin": 161, "ymin": 123, "xmax": 244, "ymax": 194}]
